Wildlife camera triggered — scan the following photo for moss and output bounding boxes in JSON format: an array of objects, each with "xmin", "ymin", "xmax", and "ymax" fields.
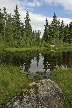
[{"xmin": 26, "ymin": 83, "xmax": 39, "ymax": 95}]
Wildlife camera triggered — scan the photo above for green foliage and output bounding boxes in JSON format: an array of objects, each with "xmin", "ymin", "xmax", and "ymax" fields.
[
  {"xmin": 50, "ymin": 68, "xmax": 72, "ymax": 108},
  {"xmin": 0, "ymin": 6, "xmax": 72, "ymax": 48},
  {"xmin": 42, "ymin": 18, "xmax": 49, "ymax": 43},
  {"xmin": 0, "ymin": 64, "xmax": 30, "ymax": 108},
  {"xmin": 59, "ymin": 20, "xmax": 65, "ymax": 43},
  {"xmin": 0, "ymin": 9, "xmax": 4, "ymax": 36},
  {"xmin": 5, "ymin": 13, "xmax": 14, "ymax": 46},
  {"xmin": 12, "ymin": 5, "xmax": 21, "ymax": 45}
]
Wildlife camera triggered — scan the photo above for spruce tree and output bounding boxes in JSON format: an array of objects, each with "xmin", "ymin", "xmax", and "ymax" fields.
[
  {"xmin": 24, "ymin": 11, "xmax": 33, "ymax": 46},
  {"xmin": 3, "ymin": 7, "xmax": 7, "ymax": 38},
  {"xmin": 12, "ymin": 5, "xmax": 21, "ymax": 46},
  {"xmin": 67, "ymin": 22, "xmax": 72, "ymax": 43},
  {"xmin": 51, "ymin": 13, "xmax": 58, "ymax": 44},
  {"xmin": 35, "ymin": 30, "xmax": 41, "ymax": 45},
  {"xmin": 5, "ymin": 13, "xmax": 13, "ymax": 46},
  {"xmin": 0, "ymin": 8, "xmax": 4, "ymax": 36},
  {"xmin": 63, "ymin": 24, "xmax": 69, "ymax": 43},
  {"xmin": 57, "ymin": 19, "xmax": 60, "ymax": 43},
  {"xmin": 59, "ymin": 20, "xmax": 64, "ymax": 43},
  {"xmin": 42, "ymin": 18, "xmax": 49, "ymax": 43}
]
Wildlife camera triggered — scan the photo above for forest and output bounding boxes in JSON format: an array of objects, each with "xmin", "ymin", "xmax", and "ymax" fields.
[{"xmin": 0, "ymin": 5, "xmax": 72, "ymax": 48}]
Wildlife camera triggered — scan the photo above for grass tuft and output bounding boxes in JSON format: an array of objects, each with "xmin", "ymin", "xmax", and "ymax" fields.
[
  {"xmin": 50, "ymin": 68, "xmax": 72, "ymax": 108},
  {"xmin": 0, "ymin": 64, "xmax": 30, "ymax": 108}
]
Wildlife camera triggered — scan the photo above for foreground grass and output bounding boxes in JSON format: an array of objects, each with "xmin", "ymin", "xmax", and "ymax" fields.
[
  {"xmin": 50, "ymin": 68, "xmax": 72, "ymax": 108},
  {"xmin": 0, "ymin": 64, "xmax": 30, "ymax": 108}
]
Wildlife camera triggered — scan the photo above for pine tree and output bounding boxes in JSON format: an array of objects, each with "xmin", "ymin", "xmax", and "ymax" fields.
[
  {"xmin": 42, "ymin": 18, "xmax": 49, "ymax": 43},
  {"xmin": 51, "ymin": 13, "xmax": 58, "ymax": 44},
  {"xmin": 3, "ymin": 7, "xmax": 7, "ymax": 38},
  {"xmin": 20, "ymin": 22, "xmax": 24, "ymax": 37},
  {"xmin": 57, "ymin": 19, "xmax": 60, "ymax": 43},
  {"xmin": 12, "ymin": 5, "xmax": 21, "ymax": 45},
  {"xmin": 0, "ymin": 8, "xmax": 4, "ymax": 36},
  {"xmin": 24, "ymin": 11, "xmax": 33, "ymax": 46},
  {"xmin": 67, "ymin": 22, "xmax": 72, "ymax": 43},
  {"xmin": 35, "ymin": 30, "xmax": 41, "ymax": 45},
  {"xmin": 5, "ymin": 13, "xmax": 13, "ymax": 46},
  {"xmin": 63, "ymin": 24, "xmax": 69, "ymax": 43},
  {"xmin": 59, "ymin": 20, "xmax": 64, "ymax": 43}
]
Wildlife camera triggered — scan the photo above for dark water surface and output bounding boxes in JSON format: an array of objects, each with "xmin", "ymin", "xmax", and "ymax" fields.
[{"xmin": 0, "ymin": 50, "xmax": 72, "ymax": 73}]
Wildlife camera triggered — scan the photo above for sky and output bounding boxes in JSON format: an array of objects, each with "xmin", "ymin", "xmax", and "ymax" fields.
[{"xmin": 0, "ymin": 0, "xmax": 72, "ymax": 37}]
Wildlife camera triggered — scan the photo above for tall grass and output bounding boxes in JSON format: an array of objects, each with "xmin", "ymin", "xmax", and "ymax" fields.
[
  {"xmin": 0, "ymin": 64, "xmax": 30, "ymax": 108},
  {"xmin": 50, "ymin": 68, "xmax": 72, "ymax": 108}
]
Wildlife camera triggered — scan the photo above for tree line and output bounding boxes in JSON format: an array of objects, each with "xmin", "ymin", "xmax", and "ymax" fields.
[{"xmin": 0, "ymin": 5, "xmax": 72, "ymax": 48}]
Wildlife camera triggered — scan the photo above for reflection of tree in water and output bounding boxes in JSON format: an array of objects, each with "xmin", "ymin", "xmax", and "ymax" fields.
[
  {"xmin": 0, "ymin": 51, "xmax": 37, "ymax": 66},
  {"xmin": 43, "ymin": 52, "xmax": 57, "ymax": 70},
  {"xmin": 36, "ymin": 53, "xmax": 40, "ymax": 67},
  {"xmin": 24, "ymin": 58, "xmax": 32, "ymax": 72},
  {"xmin": 62, "ymin": 51, "xmax": 72, "ymax": 68},
  {"xmin": 42, "ymin": 51, "xmax": 72, "ymax": 70},
  {"xmin": 0, "ymin": 50, "xmax": 72, "ymax": 71}
]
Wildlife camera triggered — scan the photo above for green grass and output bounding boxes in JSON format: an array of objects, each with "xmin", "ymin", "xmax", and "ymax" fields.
[
  {"xmin": 56, "ymin": 43, "xmax": 72, "ymax": 51},
  {"xmin": 0, "ymin": 64, "xmax": 30, "ymax": 108},
  {"xmin": 4, "ymin": 46, "xmax": 49, "ymax": 52},
  {"xmin": 4, "ymin": 43, "xmax": 72, "ymax": 52},
  {"xmin": 50, "ymin": 68, "xmax": 72, "ymax": 108}
]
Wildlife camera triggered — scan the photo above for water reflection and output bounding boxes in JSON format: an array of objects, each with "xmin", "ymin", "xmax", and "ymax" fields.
[{"xmin": 0, "ymin": 50, "xmax": 72, "ymax": 73}]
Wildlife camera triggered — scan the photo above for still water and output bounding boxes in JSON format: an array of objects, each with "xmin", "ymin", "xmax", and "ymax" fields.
[{"xmin": 0, "ymin": 50, "xmax": 72, "ymax": 73}]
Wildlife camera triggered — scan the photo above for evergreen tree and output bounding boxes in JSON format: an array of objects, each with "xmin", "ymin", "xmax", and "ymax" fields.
[
  {"xmin": 5, "ymin": 13, "xmax": 13, "ymax": 46},
  {"xmin": 63, "ymin": 24, "xmax": 69, "ymax": 43},
  {"xmin": 0, "ymin": 8, "xmax": 4, "ymax": 36},
  {"xmin": 59, "ymin": 20, "xmax": 64, "ymax": 43},
  {"xmin": 12, "ymin": 5, "xmax": 21, "ymax": 46},
  {"xmin": 67, "ymin": 22, "xmax": 72, "ymax": 43},
  {"xmin": 51, "ymin": 13, "xmax": 58, "ymax": 44},
  {"xmin": 42, "ymin": 18, "xmax": 49, "ymax": 43},
  {"xmin": 57, "ymin": 19, "xmax": 60, "ymax": 42},
  {"xmin": 24, "ymin": 11, "xmax": 33, "ymax": 46},
  {"xmin": 0, "ymin": 6, "xmax": 72, "ymax": 48},
  {"xmin": 35, "ymin": 30, "xmax": 41, "ymax": 45},
  {"xmin": 20, "ymin": 22, "xmax": 24, "ymax": 37},
  {"xmin": 3, "ymin": 7, "xmax": 7, "ymax": 38}
]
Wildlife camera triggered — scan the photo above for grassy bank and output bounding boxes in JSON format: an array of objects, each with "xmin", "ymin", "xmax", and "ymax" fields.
[
  {"xmin": 56, "ymin": 43, "xmax": 72, "ymax": 51},
  {"xmin": 0, "ymin": 43, "xmax": 72, "ymax": 52},
  {"xmin": 0, "ymin": 64, "xmax": 30, "ymax": 108},
  {"xmin": 50, "ymin": 68, "xmax": 72, "ymax": 108},
  {"xmin": 4, "ymin": 46, "xmax": 50, "ymax": 52}
]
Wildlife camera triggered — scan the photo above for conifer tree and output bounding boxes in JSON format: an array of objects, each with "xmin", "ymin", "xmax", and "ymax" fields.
[
  {"xmin": 57, "ymin": 19, "xmax": 60, "ymax": 42},
  {"xmin": 35, "ymin": 30, "xmax": 41, "ymax": 45},
  {"xmin": 42, "ymin": 18, "xmax": 49, "ymax": 43},
  {"xmin": 24, "ymin": 11, "xmax": 33, "ymax": 46},
  {"xmin": 3, "ymin": 7, "xmax": 7, "ymax": 38},
  {"xmin": 12, "ymin": 5, "xmax": 21, "ymax": 44},
  {"xmin": 63, "ymin": 24, "xmax": 69, "ymax": 43},
  {"xmin": 67, "ymin": 22, "xmax": 72, "ymax": 43},
  {"xmin": 59, "ymin": 20, "xmax": 64, "ymax": 43},
  {"xmin": 5, "ymin": 13, "xmax": 13, "ymax": 46},
  {"xmin": 0, "ymin": 8, "xmax": 4, "ymax": 36},
  {"xmin": 51, "ymin": 13, "xmax": 58, "ymax": 44}
]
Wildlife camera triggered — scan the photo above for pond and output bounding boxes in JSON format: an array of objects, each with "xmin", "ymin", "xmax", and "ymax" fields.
[{"xmin": 0, "ymin": 50, "xmax": 72, "ymax": 73}]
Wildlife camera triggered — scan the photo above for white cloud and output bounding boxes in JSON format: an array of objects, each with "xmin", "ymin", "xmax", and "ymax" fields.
[
  {"xmin": 0, "ymin": 0, "xmax": 72, "ymax": 38},
  {"xmin": 20, "ymin": 0, "xmax": 42, "ymax": 8},
  {"xmin": 43, "ymin": 0, "xmax": 72, "ymax": 12}
]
